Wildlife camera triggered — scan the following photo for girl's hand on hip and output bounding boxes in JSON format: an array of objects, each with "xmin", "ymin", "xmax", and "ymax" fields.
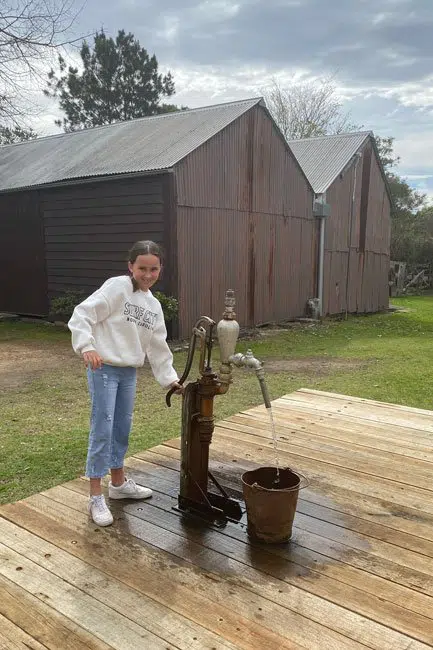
[
  {"xmin": 83, "ymin": 351, "xmax": 103, "ymax": 370},
  {"xmin": 170, "ymin": 381, "xmax": 184, "ymax": 395}
]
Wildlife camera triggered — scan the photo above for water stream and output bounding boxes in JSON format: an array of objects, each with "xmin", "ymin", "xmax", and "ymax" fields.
[
  {"xmin": 255, "ymin": 369, "xmax": 281, "ymax": 485},
  {"xmin": 267, "ymin": 405, "xmax": 280, "ymax": 485}
]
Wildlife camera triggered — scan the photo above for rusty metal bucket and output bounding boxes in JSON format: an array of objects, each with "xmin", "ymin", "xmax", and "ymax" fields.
[{"xmin": 241, "ymin": 467, "xmax": 305, "ymax": 543}]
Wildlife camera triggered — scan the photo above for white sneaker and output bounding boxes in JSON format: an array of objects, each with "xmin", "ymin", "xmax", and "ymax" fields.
[
  {"xmin": 108, "ymin": 477, "xmax": 153, "ymax": 500},
  {"xmin": 88, "ymin": 495, "xmax": 113, "ymax": 527}
]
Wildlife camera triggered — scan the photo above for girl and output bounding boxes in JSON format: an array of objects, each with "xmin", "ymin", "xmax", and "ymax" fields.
[{"xmin": 68, "ymin": 240, "xmax": 183, "ymax": 526}]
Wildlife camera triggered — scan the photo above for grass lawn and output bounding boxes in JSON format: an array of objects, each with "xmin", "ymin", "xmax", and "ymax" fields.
[{"xmin": 1, "ymin": 294, "xmax": 433, "ymax": 505}]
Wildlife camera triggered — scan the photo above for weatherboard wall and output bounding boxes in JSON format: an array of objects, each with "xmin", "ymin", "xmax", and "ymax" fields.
[
  {"xmin": 0, "ymin": 190, "xmax": 48, "ymax": 315},
  {"xmin": 40, "ymin": 174, "xmax": 172, "ymax": 301},
  {"xmin": 0, "ymin": 174, "xmax": 175, "ymax": 317}
]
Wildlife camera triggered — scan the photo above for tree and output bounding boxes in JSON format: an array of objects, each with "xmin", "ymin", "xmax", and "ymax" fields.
[
  {"xmin": 0, "ymin": 124, "xmax": 37, "ymax": 144},
  {"xmin": 0, "ymin": 0, "xmax": 81, "ymax": 123},
  {"xmin": 264, "ymin": 76, "xmax": 430, "ymax": 268},
  {"xmin": 264, "ymin": 76, "xmax": 360, "ymax": 140},
  {"xmin": 45, "ymin": 30, "xmax": 182, "ymax": 131},
  {"xmin": 374, "ymin": 135, "xmax": 430, "ymax": 264},
  {"xmin": 387, "ymin": 174, "xmax": 428, "ymax": 262},
  {"xmin": 415, "ymin": 206, "xmax": 433, "ymax": 265},
  {"xmin": 374, "ymin": 135, "xmax": 401, "ymax": 172}
]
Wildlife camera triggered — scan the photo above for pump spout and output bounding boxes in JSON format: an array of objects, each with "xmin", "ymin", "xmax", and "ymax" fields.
[{"xmin": 228, "ymin": 349, "xmax": 271, "ymax": 409}]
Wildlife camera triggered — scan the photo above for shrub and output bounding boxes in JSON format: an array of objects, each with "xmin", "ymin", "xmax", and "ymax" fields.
[
  {"xmin": 49, "ymin": 289, "xmax": 179, "ymax": 323},
  {"xmin": 153, "ymin": 291, "xmax": 179, "ymax": 322},
  {"xmin": 49, "ymin": 290, "xmax": 87, "ymax": 321}
]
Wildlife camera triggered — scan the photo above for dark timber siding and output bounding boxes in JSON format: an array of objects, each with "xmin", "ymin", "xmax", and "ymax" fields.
[
  {"xmin": 40, "ymin": 174, "xmax": 171, "ymax": 304},
  {"xmin": 0, "ymin": 190, "xmax": 48, "ymax": 315}
]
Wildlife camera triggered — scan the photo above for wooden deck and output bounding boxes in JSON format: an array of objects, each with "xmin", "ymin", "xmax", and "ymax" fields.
[{"xmin": 1, "ymin": 388, "xmax": 433, "ymax": 649}]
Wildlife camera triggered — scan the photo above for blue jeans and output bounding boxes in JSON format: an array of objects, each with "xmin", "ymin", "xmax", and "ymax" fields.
[{"xmin": 86, "ymin": 364, "xmax": 137, "ymax": 478}]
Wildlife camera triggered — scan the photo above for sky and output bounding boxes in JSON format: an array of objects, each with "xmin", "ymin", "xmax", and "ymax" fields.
[{"xmin": 31, "ymin": 0, "xmax": 433, "ymax": 203}]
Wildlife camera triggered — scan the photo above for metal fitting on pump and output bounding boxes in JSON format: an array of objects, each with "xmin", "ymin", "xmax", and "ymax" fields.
[
  {"xmin": 228, "ymin": 349, "xmax": 271, "ymax": 409},
  {"xmin": 217, "ymin": 290, "xmax": 240, "ymax": 390}
]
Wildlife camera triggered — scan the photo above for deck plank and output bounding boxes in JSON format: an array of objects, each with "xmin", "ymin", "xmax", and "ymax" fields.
[
  {"xmin": 279, "ymin": 392, "xmax": 433, "ymax": 432},
  {"xmin": 105, "ymin": 460, "xmax": 433, "ymax": 620},
  {"xmin": 0, "ymin": 516, "xmax": 243, "ymax": 650},
  {"xmin": 0, "ymin": 497, "xmax": 359, "ymax": 650},
  {"xmin": 138, "ymin": 445, "xmax": 433, "ymax": 543},
  {"xmin": 1, "ymin": 389, "xmax": 433, "ymax": 649},
  {"xmin": 171, "ymin": 433, "xmax": 433, "ymax": 514},
  {"xmin": 129, "ymin": 451, "xmax": 433, "ymax": 566},
  {"xmin": 0, "ymin": 609, "xmax": 49, "ymax": 650},
  {"xmin": 18, "ymin": 469, "xmax": 433, "ymax": 643},
  {"xmin": 0, "ymin": 576, "xmax": 113, "ymax": 650},
  {"xmin": 0, "ymin": 544, "xmax": 176, "ymax": 649},
  {"xmin": 2, "ymin": 490, "xmax": 428, "ymax": 650},
  {"xmin": 296, "ymin": 389, "xmax": 433, "ymax": 417},
  {"xmin": 222, "ymin": 410, "xmax": 433, "ymax": 461},
  {"xmin": 213, "ymin": 420, "xmax": 433, "ymax": 489}
]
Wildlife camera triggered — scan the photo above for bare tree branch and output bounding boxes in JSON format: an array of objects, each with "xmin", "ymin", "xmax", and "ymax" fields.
[
  {"xmin": 263, "ymin": 76, "xmax": 362, "ymax": 140},
  {"xmin": 0, "ymin": 0, "xmax": 87, "ymax": 124}
]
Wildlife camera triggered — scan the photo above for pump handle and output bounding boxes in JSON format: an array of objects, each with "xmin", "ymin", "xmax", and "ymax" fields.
[{"xmin": 165, "ymin": 317, "xmax": 215, "ymax": 407}]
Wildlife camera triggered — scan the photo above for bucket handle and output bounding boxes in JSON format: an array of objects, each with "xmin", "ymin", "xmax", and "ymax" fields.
[
  {"xmin": 250, "ymin": 468, "xmax": 309, "ymax": 492},
  {"xmin": 296, "ymin": 470, "xmax": 310, "ymax": 491},
  {"xmin": 276, "ymin": 467, "xmax": 309, "ymax": 491}
]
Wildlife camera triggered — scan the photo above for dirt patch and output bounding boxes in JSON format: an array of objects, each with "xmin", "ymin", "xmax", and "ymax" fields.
[
  {"xmin": 0, "ymin": 341, "xmax": 77, "ymax": 390},
  {"xmin": 0, "ymin": 336, "xmax": 368, "ymax": 391},
  {"xmin": 0, "ymin": 339, "xmax": 157, "ymax": 391},
  {"xmin": 262, "ymin": 357, "xmax": 369, "ymax": 377}
]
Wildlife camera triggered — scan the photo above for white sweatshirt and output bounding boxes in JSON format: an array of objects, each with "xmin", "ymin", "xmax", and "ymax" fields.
[{"xmin": 68, "ymin": 275, "xmax": 179, "ymax": 388}]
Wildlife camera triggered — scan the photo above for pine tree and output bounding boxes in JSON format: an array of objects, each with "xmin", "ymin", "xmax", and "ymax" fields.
[
  {"xmin": 0, "ymin": 125, "xmax": 37, "ymax": 145},
  {"xmin": 45, "ymin": 30, "xmax": 179, "ymax": 131}
]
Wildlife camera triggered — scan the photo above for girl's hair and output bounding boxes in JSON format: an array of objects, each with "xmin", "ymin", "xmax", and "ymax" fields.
[
  {"xmin": 128, "ymin": 240, "xmax": 164, "ymax": 264},
  {"xmin": 128, "ymin": 240, "xmax": 164, "ymax": 292}
]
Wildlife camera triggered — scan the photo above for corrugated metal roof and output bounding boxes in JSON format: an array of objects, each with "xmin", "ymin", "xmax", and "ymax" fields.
[
  {"xmin": 288, "ymin": 131, "xmax": 372, "ymax": 194},
  {"xmin": 0, "ymin": 98, "xmax": 263, "ymax": 192}
]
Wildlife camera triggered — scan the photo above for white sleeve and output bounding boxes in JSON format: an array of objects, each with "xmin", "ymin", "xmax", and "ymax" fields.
[
  {"xmin": 68, "ymin": 289, "xmax": 111, "ymax": 355},
  {"xmin": 146, "ymin": 307, "xmax": 179, "ymax": 388}
]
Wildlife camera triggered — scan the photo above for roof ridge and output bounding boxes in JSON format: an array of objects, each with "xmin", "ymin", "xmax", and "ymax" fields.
[
  {"xmin": 0, "ymin": 97, "xmax": 263, "ymax": 151},
  {"xmin": 288, "ymin": 131, "xmax": 374, "ymax": 193},
  {"xmin": 0, "ymin": 96, "xmax": 263, "ymax": 192},
  {"xmin": 288, "ymin": 130, "xmax": 372, "ymax": 144}
]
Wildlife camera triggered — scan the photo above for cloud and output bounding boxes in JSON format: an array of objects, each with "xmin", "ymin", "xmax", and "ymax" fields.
[
  {"xmin": 389, "ymin": 132, "xmax": 433, "ymax": 204},
  {"xmin": 128, "ymin": 0, "xmax": 433, "ymax": 89},
  {"xmin": 67, "ymin": 0, "xmax": 433, "ymax": 100},
  {"xmin": 21, "ymin": 0, "xmax": 432, "ymax": 203},
  {"xmin": 394, "ymin": 131, "xmax": 433, "ymax": 170},
  {"xmin": 72, "ymin": 0, "xmax": 433, "ymax": 125}
]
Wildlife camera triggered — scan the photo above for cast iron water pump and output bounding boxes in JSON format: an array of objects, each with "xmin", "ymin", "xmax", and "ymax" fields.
[{"xmin": 166, "ymin": 290, "xmax": 270, "ymax": 526}]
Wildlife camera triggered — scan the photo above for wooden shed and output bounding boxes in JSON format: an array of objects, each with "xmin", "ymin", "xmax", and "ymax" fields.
[
  {"xmin": 289, "ymin": 132, "xmax": 392, "ymax": 316},
  {"xmin": 0, "ymin": 98, "xmax": 318, "ymax": 338}
]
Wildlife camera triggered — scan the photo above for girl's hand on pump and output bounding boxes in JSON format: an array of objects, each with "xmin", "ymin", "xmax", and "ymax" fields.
[{"xmin": 170, "ymin": 381, "xmax": 184, "ymax": 395}]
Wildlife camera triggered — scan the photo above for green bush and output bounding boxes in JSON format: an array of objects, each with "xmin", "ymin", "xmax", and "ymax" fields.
[
  {"xmin": 49, "ymin": 290, "xmax": 86, "ymax": 321},
  {"xmin": 49, "ymin": 288, "xmax": 179, "ymax": 323},
  {"xmin": 153, "ymin": 291, "xmax": 179, "ymax": 322}
]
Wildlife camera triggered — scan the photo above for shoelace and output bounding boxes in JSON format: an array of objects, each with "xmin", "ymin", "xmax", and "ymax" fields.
[{"xmin": 91, "ymin": 495, "xmax": 107, "ymax": 512}]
